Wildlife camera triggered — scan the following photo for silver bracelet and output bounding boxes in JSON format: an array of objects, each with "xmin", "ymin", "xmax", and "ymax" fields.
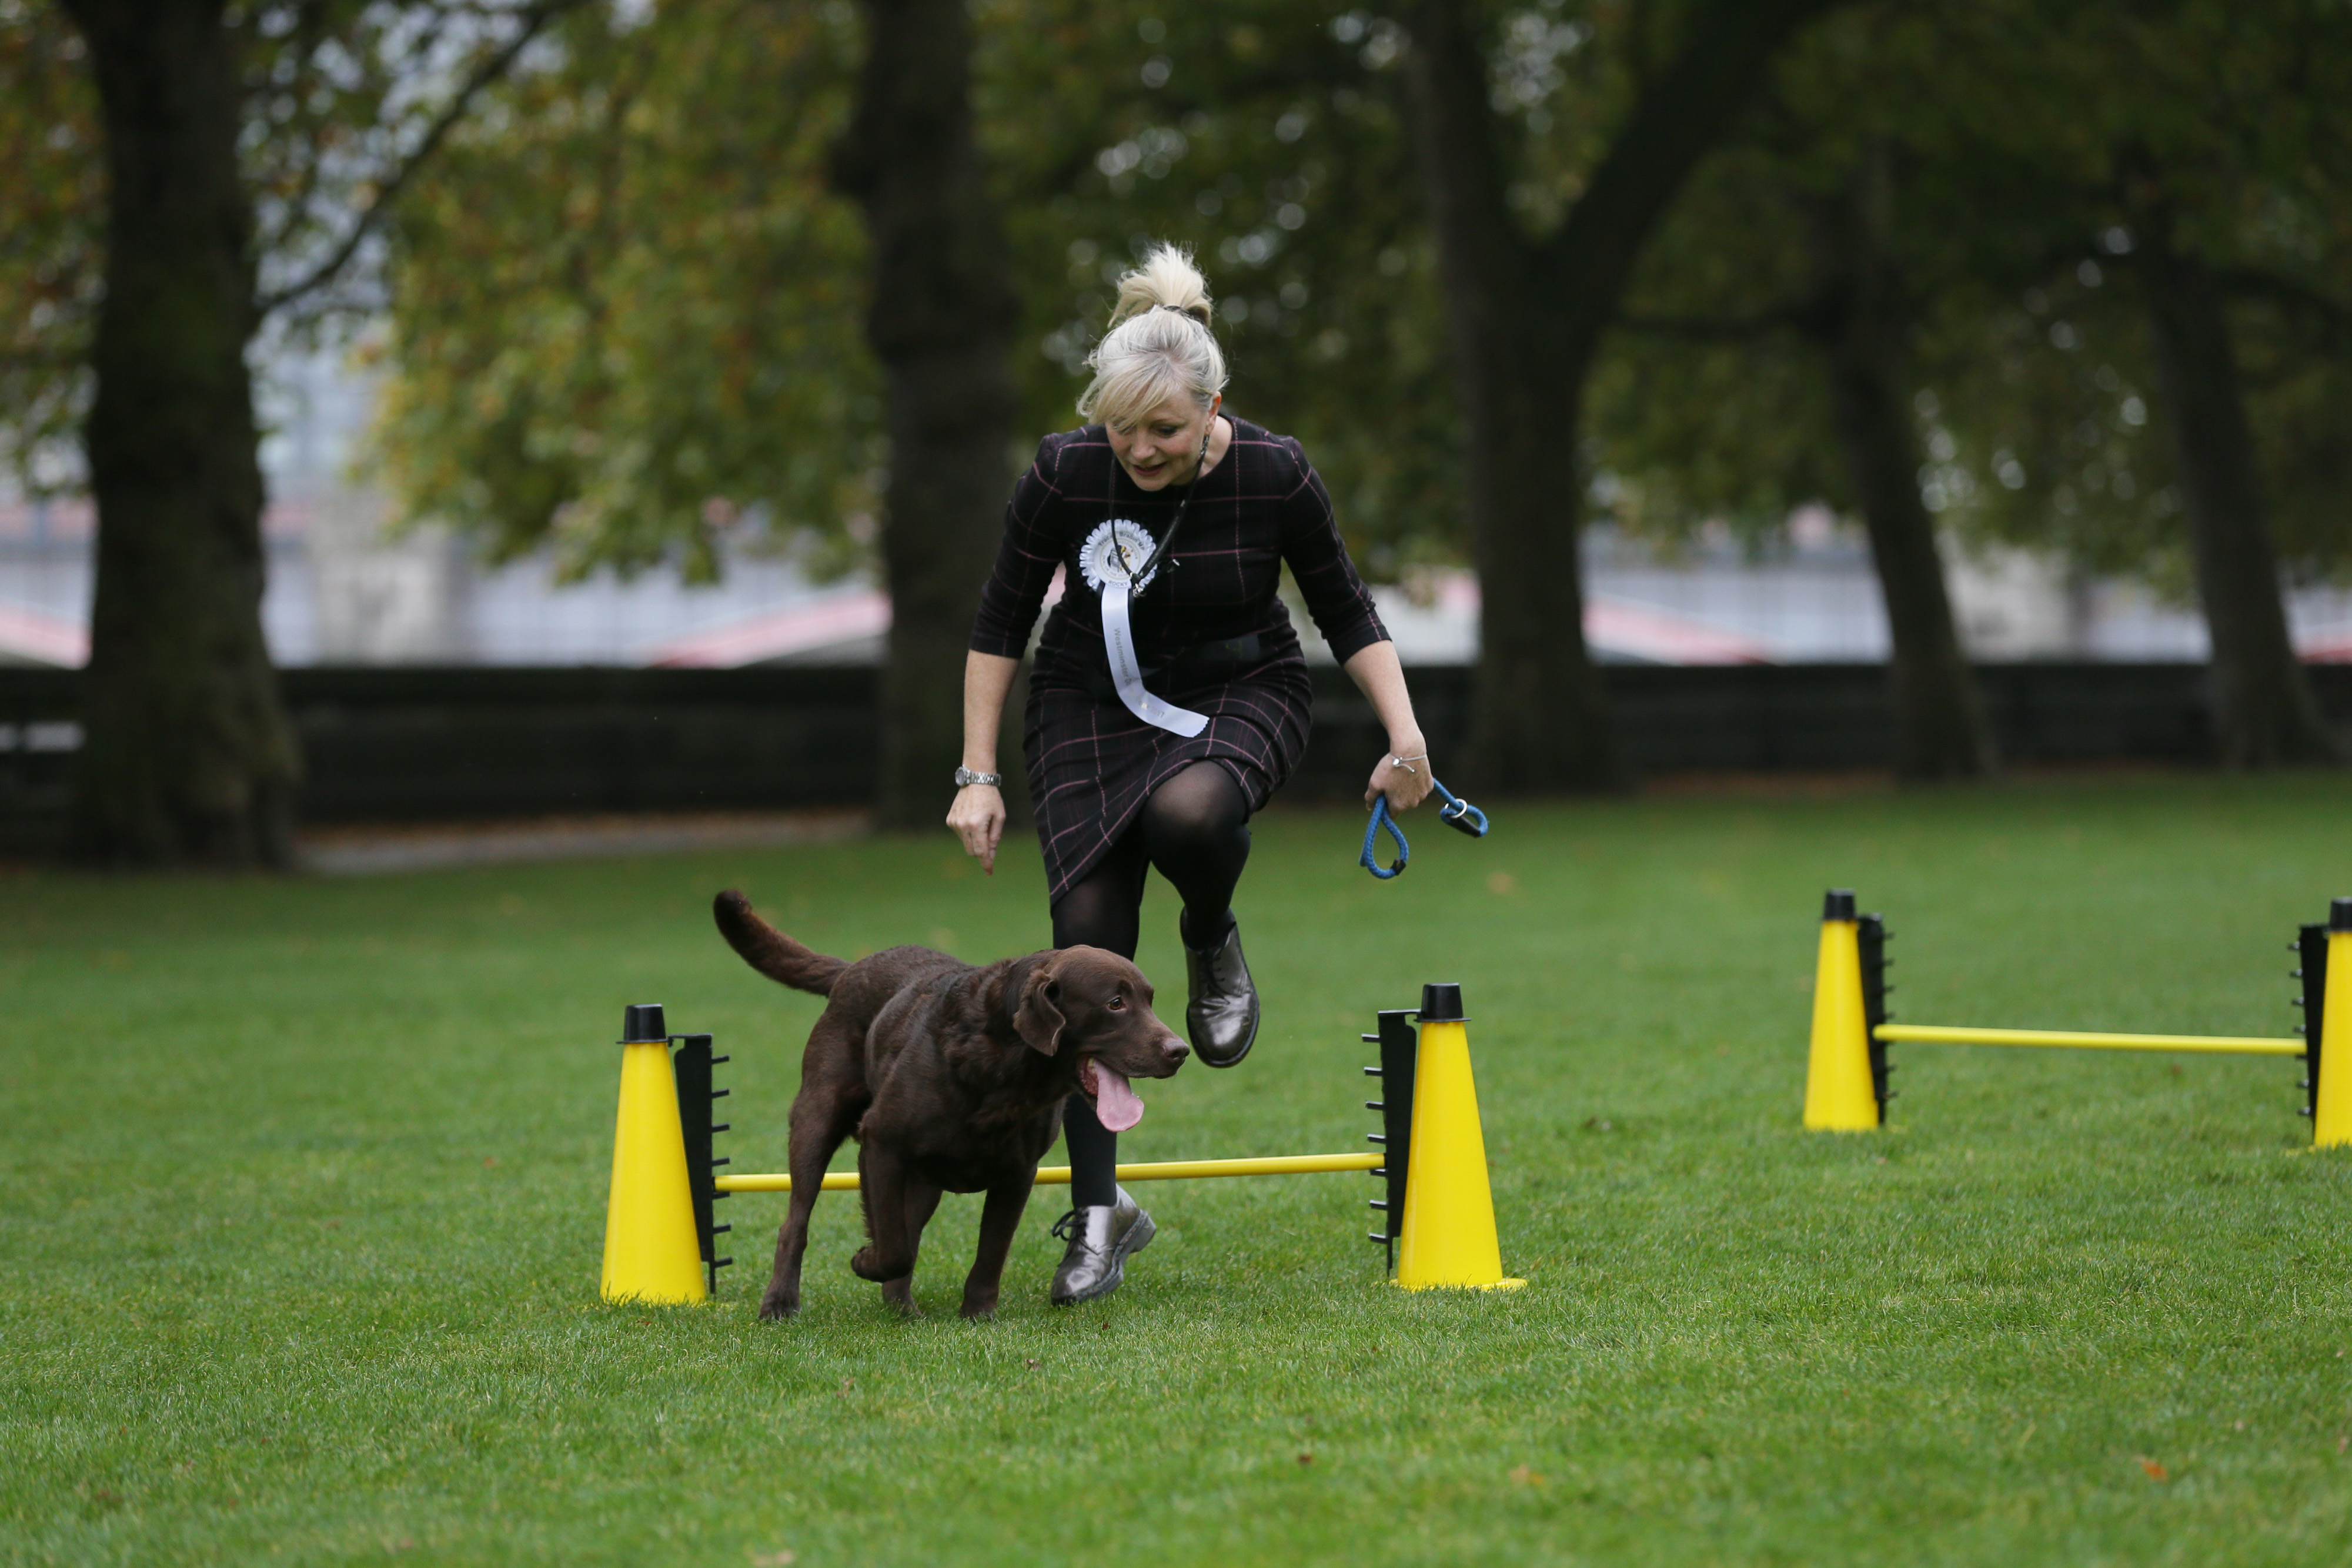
[
  {"xmin": 1388, "ymin": 752, "xmax": 1429, "ymax": 774},
  {"xmin": 953, "ymin": 765, "xmax": 1003, "ymax": 788}
]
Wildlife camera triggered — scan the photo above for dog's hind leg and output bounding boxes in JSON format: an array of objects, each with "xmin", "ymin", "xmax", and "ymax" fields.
[
  {"xmin": 875, "ymin": 1177, "xmax": 943, "ymax": 1318},
  {"xmin": 761, "ymin": 1045, "xmax": 865, "ymax": 1321},
  {"xmin": 958, "ymin": 1172, "xmax": 1038, "ymax": 1321},
  {"xmin": 849, "ymin": 1141, "xmax": 921, "ymax": 1289}
]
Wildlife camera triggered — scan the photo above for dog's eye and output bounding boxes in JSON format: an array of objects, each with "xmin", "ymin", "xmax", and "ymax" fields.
[{"xmin": 1107, "ymin": 995, "xmax": 1127, "ymax": 1010}]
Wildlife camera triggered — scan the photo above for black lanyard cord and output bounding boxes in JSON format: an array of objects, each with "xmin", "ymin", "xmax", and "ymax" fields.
[{"xmin": 1112, "ymin": 420, "xmax": 1214, "ymax": 597}]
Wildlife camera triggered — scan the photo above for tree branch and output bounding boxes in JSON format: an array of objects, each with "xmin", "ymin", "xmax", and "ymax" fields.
[
  {"xmin": 1615, "ymin": 302, "xmax": 1815, "ymax": 342},
  {"xmin": 256, "ymin": 0, "xmax": 587, "ymax": 316},
  {"xmin": 2214, "ymin": 266, "xmax": 2352, "ymax": 349},
  {"xmin": 1530, "ymin": 0, "xmax": 1850, "ymax": 360}
]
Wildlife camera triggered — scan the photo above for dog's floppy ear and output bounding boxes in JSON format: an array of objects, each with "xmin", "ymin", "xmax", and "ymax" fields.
[{"xmin": 1014, "ymin": 960, "xmax": 1067, "ymax": 1057}]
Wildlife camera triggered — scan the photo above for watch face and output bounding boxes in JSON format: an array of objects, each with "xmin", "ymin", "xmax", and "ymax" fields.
[{"xmin": 1079, "ymin": 517, "xmax": 1161, "ymax": 593}]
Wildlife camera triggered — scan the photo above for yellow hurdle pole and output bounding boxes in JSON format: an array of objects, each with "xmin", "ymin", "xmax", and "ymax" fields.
[
  {"xmin": 1875, "ymin": 1024, "xmax": 2304, "ymax": 1056},
  {"xmin": 1803, "ymin": 890, "xmax": 1880, "ymax": 1130},
  {"xmin": 2316, "ymin": 898, "xmax": 2352, "ymax": 1148},
  {"xmin": 715, "ymin": 1152, "xmax": 1384, "ymax": 1194}
]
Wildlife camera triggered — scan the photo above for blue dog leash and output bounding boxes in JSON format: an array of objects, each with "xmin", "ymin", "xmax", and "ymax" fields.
[{"xmin": 1360, "ymin": 778, "xmax": 1489, "ymax": 880}]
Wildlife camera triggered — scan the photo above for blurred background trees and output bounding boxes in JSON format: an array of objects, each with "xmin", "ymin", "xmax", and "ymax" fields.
[
  {"xmin": 2, "ymin": 0, "xmax": 578, "ymax": 864},
  {"xmin": 4, "ymin": 0, "xmax": 2350, "ymax": 857}
]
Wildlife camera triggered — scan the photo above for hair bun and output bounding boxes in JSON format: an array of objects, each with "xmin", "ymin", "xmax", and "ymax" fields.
[{"xmin": 1109, "ymin": 244, "xmax": 1215, "ymax": 327}]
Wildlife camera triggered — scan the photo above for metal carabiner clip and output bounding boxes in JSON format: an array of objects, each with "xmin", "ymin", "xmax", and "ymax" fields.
[{"xmin": 1431, "ymin": 780, "xmax": 1488, "ymax": 839}]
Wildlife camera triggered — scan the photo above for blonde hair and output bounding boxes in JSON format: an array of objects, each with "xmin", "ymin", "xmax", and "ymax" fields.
[{"xmin": 1075, "ymin": 243, "xmax": 1229, "ymax": 430}]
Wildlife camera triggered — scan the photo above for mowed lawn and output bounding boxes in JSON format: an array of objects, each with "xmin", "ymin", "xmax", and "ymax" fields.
[{"xmin": 5, "ymin": 775, "xmax": 2352, "ymax": 1566}]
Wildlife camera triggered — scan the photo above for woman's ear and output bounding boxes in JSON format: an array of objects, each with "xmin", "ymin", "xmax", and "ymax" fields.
[{"xmin": 1015, "ymin": 965, "xmax": 1066, "ymax": 1057}]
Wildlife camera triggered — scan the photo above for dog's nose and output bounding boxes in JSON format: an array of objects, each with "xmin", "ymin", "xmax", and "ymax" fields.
[{"xmin": 1163, "ymin": 1035, "xmax": 1190, "ymax": 1068}]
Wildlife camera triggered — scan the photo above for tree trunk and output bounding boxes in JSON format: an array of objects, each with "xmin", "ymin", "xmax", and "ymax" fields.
[
  {"xmin": 62, "ymin": 0, "xmax": 300, "ymax": 865},
  {"xmin": 1808, "ymin": 170, "xmax": 1994, "ymax": 780},
  {"xmin": 834, "ymin": 0, "xmax": 1021, "ymax": 825},
  {"xmin": 1402, "ymin": 0, "xmax": 1613, "ymax": 790},
  {"xmin": 2136, "ymin": 234, "xmax": 2336, "ymax": 766},
  {"xmin": 1403, "ymin": 0, "xmax": 1841, "ymax": 790}
]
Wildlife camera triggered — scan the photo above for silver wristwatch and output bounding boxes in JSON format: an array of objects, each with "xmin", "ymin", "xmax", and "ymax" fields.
[{"xmin": 953, "ymin": 765, "xmax": 1003, "ymax": 788}]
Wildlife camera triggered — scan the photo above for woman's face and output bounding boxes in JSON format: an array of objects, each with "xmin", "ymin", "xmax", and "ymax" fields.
[{"xmin": 1108, "ymin": 393, "xmax": 1221, "ymax": 491}]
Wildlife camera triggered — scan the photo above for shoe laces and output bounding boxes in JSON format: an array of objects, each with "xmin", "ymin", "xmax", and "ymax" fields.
[{"xmin": 1049, "ymin": 1209, "xmax": 1081, "ymax": 1241}]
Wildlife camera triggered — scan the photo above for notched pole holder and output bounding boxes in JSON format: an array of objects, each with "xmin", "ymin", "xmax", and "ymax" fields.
[
  {"xmin": 2308, "ymin": 898, "xmax": 2352, "ymax": 1148},
  {"xmin": 1362, "ymin": 1008, "xmax": 1418, "ymax": 1272},
  {"xmin": 1859, "ymin": 911, "xmax": 1895, "ymax": 1122},
  {"xmin": 671, "ymin": 1031, "xmax": 734, "ymax": 1295}
]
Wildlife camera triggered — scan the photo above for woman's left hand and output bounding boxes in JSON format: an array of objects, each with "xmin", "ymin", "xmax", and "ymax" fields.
[{"xmin": 1365, "ymin": 736, "xmax": 1435, "ymax": 811}]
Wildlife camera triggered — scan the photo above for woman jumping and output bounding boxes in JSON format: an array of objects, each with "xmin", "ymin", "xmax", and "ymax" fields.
[{"xmin": 949, "ymin": 244, "xmax": 1435, "ymax": 1305}]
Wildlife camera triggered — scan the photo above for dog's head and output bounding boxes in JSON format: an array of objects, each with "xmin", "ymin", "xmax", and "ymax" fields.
[{"xmin": 1013, "ymin": 946, "xmax": 1188, "ymax": 1133}]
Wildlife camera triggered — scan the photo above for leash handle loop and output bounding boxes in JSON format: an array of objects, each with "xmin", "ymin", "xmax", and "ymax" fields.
[
  {"xmin": 1361, "ymin": 776, "xmax": 1489, "ymax": 880},
  {"xmin": 1360, "ymin": 794, "xmax": 1408, "ymax": 880}
]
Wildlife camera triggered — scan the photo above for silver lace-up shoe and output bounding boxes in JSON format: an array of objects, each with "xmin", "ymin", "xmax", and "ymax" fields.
[
  {"xmin": 1048, "ymin": 1185, "xmax": 1154, "ymax": 1305},
  {"xmin": 1184, "ymin": 919, "xmax": 1260, "ymax": 1068}
]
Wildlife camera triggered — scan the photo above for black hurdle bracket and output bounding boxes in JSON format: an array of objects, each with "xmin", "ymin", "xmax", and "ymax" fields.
[
  {"xmin": 1859, "ymin": 912, "xmax": 1895, "ymax": 1123},
  {"xmin": 1362, "ymin": 1007, "xmax": 1417, "ymax": 1274},
  {"xmin": 2295, "ymin": 925, "xmax": 2327, "ymax": 1123},
  {"xmin": 672, "ymin": 1032, "xmax": 734, "ymax": 1295}
]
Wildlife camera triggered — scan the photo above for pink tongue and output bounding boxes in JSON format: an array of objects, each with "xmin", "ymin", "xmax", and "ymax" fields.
[{"xmin": 1091, "ymin": 1066, "xmax": 1145, "ymax": 1132}]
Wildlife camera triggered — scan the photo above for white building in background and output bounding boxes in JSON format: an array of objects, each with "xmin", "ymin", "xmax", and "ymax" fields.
[{"xmin": 6, "ymin": 352, "xmax": 2351, "ymax": 668}]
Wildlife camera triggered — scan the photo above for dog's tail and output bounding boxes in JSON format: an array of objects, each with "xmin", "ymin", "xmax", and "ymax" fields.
[{"xmin": 713, "ymin": 890, "xmax": 850, "ymax": 997}]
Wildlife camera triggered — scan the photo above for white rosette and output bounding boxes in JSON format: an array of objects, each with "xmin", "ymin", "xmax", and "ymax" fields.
[{"xmin": 1080, "ymin": 518, "xmax": 1210, "ymax": 738}]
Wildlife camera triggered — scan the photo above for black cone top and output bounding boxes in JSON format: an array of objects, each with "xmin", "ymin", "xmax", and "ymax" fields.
[
  {"xmin": 1823, "ymin": 889, "xmax": 1857, "ymax": 921},
  {"xmin": 2333, "ymin": 898, "xmax": 2352, "ymax": 934},
  {"xmin": 622, "ymin": 1003, "xmax": 668, "ymax": 1044},
  {"xmin": 1419, "ymin": 982, "xmax": 1466, "ymax": 1023}
]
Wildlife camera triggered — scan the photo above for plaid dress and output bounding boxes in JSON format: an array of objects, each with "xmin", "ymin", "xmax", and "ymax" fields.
[{"xmin": 970, "ymin": 417, "xmax": 1390, "ymax": 903}]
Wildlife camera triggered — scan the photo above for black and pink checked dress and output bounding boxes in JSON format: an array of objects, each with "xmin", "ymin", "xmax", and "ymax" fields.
[{"xmin": 969, "ymin": 417, "xmax": 1391, "ymax": 903}]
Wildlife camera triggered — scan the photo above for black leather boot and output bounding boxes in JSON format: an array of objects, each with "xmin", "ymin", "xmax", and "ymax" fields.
[
  {"xmin": 1048, "ymin": 1186, "xmax": 1153, "ymax": 1305},
  {"xmin": 1184, "ymin": 917, "xmax": 1260, "ymax": 1068}
]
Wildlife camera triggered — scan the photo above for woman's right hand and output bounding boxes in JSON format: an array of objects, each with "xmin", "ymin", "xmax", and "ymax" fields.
[{"xmin": 947, "ymin": 783, "xmax": 1006, "ymax": 875}]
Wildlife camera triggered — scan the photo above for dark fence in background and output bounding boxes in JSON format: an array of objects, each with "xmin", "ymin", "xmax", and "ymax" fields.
[{"xmin": 2, "ymin": 661, "xmax": 2340, "ymax": 855}]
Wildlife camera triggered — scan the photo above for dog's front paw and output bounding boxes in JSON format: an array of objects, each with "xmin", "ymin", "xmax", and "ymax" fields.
[
  {"xmin": 850, "ymin": 1245, "xmax": 891, "ymax": 1282},
  {"xmin": 757, "ymin": 1291, "xmax": 799, "ymax": 1321}
]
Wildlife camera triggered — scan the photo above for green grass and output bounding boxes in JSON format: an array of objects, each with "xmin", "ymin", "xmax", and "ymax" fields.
[{"xmin": 6, "ymin": 775, "xmax": 2352, "ymax": 1566}]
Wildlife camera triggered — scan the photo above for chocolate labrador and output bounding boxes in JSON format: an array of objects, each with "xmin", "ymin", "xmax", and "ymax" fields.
[{"xmin": 713, "ymin": 890, "xmax": 1188, "ymax": 1320}]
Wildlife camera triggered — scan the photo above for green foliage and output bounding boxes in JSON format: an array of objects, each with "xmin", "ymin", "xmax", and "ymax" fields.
[
  {"xmin": 1591, "ymin": 0, "xmax": 2352, "ymax": 587},
  {"xmin": 369, "ymin": 1, "xmax": 877, "ymax": 582},
  {"xmin": 369, "ymin": 1, "xmax": 1472, "ymax": 581},
  {"xmin": 0, "ymin": 4, "xmax": 102, "ymax": 491},
  {"xmin": 983, "ymin": 0, "xmax": 1462, "ymax": 578},
  {"xmin": 0, "ymin": 1, "xmax": 615, "ymax": 492},
  {"xmin": 8, "ymin": 781, "xmax": 2352, "ymax": 1560}
]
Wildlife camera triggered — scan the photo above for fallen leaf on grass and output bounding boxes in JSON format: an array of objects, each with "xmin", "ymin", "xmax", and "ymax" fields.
[
  {"xmin": 2137, "ymin": 1456, "xmax": 2169, "ymax": 1483},
  {"xmin": 1297, "ymin": 1452, "xmax": 1314, "ymax": 1466},
  {"xmin": 1024, "ymin": 1359, "xmax": 1039, "ymax": 1370},
  {"xmin": 1509, "ymin": 1466, "xmax": 1545, "ymax": 1487},
  {"xmin": 750, "ymin": 1552, "xmax": 796, "ymax": 1567}
]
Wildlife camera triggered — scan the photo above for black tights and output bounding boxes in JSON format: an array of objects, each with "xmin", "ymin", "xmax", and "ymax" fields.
[{"xmin": 1053, "ymin": 761, "xmax": 1251, "ymax": 1207}]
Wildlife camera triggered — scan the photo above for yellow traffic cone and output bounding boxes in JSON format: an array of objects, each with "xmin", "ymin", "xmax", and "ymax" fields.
[
  {"xmin": 600, "ymin": 1004, "xmax": 708, "ymax": 1304},
  {"xmin": 1395, "ymin": 984, "xmax": 1526, "ymax": 1291},
  {"xmin": 2316, "ymin": 900, "xmax": 2352, "ymax": 1149},
  {"xmin": 1804, "ymin": 890, "xmax": 1880, "ymax": 1131}
]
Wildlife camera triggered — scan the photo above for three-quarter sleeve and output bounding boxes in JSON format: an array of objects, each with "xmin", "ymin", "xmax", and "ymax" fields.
[
  {"xmin": 1275, "ymin": 437, "xmax": 1389, "ymax": 663},
  {"xmin": 969, "ymin": 438, "xmax": 1068, "ymax": 657}
]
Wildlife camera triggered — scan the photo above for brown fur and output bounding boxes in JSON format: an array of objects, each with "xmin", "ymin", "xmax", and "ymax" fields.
[{"xmin": 713, "ymin": 889, "xmax": 1188, "ymax": 1320}]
